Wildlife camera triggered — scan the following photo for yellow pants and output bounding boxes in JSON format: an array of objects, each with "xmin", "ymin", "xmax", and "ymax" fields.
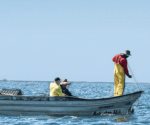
[{"xmin": 114, "ymin": 64, "xmax": 125, "ymax": 96}]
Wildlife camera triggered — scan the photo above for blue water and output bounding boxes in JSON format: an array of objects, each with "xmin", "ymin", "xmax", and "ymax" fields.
[{"xmin": 0, "ymin": 81, "xmax": 149, "ymax": 125}]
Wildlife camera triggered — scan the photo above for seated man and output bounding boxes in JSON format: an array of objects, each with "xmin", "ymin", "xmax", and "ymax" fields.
[
  {"xmin": 60, "ymin": 79, "xmax": 72, "ymax": 96},
  {"xmin": 50, "ymin": 77, "xmax": 65, "ymax": 96}
]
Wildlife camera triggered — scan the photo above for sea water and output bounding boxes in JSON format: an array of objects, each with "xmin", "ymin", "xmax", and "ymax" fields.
[{"xmin": 0, "ymin": 81, "xmax": 149, "ymax": 125}]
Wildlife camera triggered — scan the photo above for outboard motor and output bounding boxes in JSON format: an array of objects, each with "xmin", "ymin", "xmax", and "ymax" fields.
[{"xmin": 0, "ymin": 89, "xmax": 23, "ymax": 96}]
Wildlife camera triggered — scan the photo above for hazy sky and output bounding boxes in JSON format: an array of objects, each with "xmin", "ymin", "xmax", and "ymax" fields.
[{"xmin": 0, "ymin": 0, "xmax": 150, "ymax": 82}]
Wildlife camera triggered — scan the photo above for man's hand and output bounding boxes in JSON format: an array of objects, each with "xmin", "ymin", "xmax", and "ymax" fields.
[{"xmin": 128, "ymin": 74, "xmax": 132, "ymax": 78}]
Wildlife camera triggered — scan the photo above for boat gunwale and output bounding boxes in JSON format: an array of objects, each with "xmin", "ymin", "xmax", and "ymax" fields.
[{"xmin": 0, "ymin": 91, "xmax": 144, "ymax": 101}]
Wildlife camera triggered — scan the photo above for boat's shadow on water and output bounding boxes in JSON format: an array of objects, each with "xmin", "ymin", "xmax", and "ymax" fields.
[
  {"xmin": 44, "ymin": 113, "xmax": 135, "ymax": 123},
  {"xmin": 0, "ymin": 113, "xmax": 135, "ymax": 125}
]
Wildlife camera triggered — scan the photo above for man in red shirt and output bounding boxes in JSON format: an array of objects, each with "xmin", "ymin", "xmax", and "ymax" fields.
[{"xmin": 112, "ymin": 50, "xmax": 132, "ymax": 96}]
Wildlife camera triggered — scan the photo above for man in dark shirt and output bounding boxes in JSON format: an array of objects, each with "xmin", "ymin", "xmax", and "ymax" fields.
[{"xmin": 60, "ymin": 79, "xmax": 72, "ymax": 96}]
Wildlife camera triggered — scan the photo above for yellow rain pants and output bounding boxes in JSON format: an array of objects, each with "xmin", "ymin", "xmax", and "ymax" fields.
[
  {"xmin": 114, "ymin": 64, "xmax": 125, "ymax": 96},
  {"xmin": 50, "ymin": 82, "xmax": 65, "ymax": 96}
]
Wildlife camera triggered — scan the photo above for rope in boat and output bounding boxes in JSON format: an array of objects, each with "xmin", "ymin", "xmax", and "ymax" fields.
[
  {"xmin": 128, "ymin": 64, "xmax": 141, "ymax": 107},
  {"xmin": 128, "ymin": 63, "xmax": 147, "ymax": 108},
  {"xmin": 128, "ymin": 64, "xmax": 143, "ymax": 91}
]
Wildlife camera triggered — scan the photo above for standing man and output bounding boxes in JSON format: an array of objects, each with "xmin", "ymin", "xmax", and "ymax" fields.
[
  {"xmin": 112, "ymin": 50, "xmax": 132, "ymax": 96},
  {"xmin": 50, "ymin": 77, "xmax": 65, "ymax": 96}
]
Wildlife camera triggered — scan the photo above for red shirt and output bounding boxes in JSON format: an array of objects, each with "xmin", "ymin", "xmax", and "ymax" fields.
[{"xmin": 112, "ymin": 54, "xmax": 129, "ymax": 75}]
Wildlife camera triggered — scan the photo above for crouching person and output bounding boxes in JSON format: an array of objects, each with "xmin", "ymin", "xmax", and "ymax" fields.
[
  {"xmin": 60, "ymin": 79, "xmax": 72, "ymax": 96},
  {"xmin": 50, "ymin": 77, "xmax": 65, "ymax": 96}
]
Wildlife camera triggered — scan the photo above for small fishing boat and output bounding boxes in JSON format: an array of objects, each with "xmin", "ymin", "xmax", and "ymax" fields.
[{"xmin": 0, "ymin": 89, "xmax": 143, "ymax": 116}]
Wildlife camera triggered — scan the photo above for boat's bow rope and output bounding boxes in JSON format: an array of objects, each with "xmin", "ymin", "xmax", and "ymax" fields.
[
  {"xmin": 128, "ymin": 63, "xmax": 146, "ymax": 107},
  {"xmin": 128, "ymin": 64, "xmax": 148, "ymax": 106},
  {"xmin": 128, "ymin": 63, "xmax": 143, "ymax": 91}
]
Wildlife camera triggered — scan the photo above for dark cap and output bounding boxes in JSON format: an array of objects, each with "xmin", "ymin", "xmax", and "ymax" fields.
[
  {"xmin": 54, "ymin": 77, "xmax": 61, "ymax": 82},
  {"xmin": 125, "ymin": 50, "xmax": 131, "ymax": 56},
  {"xmin": 63, "ymin": 79, "xmax": 68, "ymax": 82},
  {"xmin": 60, "ymin": 79, "xmax": 71, "ymax": 85}
]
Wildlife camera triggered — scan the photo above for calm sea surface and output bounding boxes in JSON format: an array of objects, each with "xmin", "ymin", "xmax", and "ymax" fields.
[{"xmin": 0, "ymin": 81, "xmax": 149, "ymax": 125}]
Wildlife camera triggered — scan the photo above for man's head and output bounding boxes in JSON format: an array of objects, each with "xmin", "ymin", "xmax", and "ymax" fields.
[
  {"xmin": 124, "ymin": 50, "xmax": 131, "ymax": 58},
  {"xmin": 60, "ymin": 79, "xmax": 71, "ymax": 87},
  {"xmin": 54, "ymin": 77, "xmax": 61, "ymax": 84}
]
